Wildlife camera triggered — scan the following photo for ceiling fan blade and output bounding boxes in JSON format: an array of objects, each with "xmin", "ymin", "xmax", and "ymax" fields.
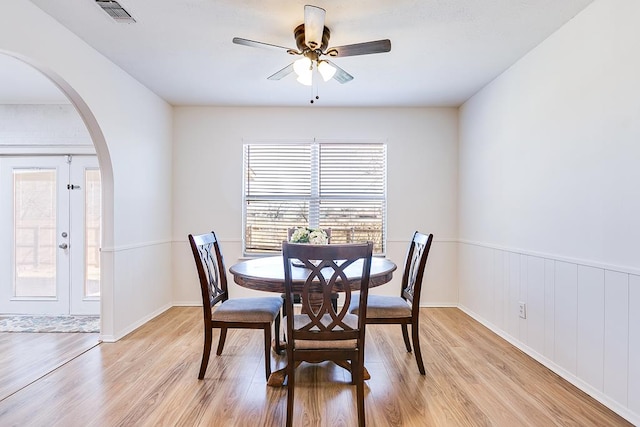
[
  {"xmin": 304, "ymin": 5, "xmax": 326, "ymax": 50},
  {"xmin": 232, "ymin": 37, "xmax": 293, "ymax": 52},
  {"xmin": 326, "ymin": 60, "xmax": 354, "ymax": 84},
  {"xmin": 267, "ymin": 63, "xmax": 295, "ymax": 80},
  {"xmin": 326, "ymin": 39, "xmax": 391, "ymax": 57}
]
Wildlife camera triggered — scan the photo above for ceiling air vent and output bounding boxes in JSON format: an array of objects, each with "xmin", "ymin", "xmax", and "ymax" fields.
[{"xmin": 96, "ymin": 0, "xmax": 136, "ymax": 23}]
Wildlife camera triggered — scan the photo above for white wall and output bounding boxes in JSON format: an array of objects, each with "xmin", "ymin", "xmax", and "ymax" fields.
[
  {"xmin": 172, "ymin": 107, "xmax": 459, "ymax": 307},
  {"xmin": 0, "ymin": 104, "xmax": 93, "ymax": 151},
  {"xmin": 1, "ymin": 1, "xmax": 174, "ymax": 340},
  {"xmin": 458, "ymin": 0, "xmax": 640, "ymax": 423}
]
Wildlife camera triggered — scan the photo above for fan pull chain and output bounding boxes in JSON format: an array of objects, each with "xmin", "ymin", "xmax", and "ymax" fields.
[{"xmin": 310, "ymin": 68, "xmax": 320, "ymax": 104}]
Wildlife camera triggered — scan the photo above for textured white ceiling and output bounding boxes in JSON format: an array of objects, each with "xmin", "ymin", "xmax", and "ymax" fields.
[{"xmin": 11, "ymin": 0, "xmax": 595, "ymax": 107}]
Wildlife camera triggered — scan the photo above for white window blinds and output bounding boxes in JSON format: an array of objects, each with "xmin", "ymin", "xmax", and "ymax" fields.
[{"xmin": 243, "ymin": 141, "xmax": 386, "ymax": 254}]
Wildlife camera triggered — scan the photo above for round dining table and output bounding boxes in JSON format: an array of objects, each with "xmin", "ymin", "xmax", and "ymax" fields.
[
  {"xmin": 228, "ymin": 255, "xmax": 398, "ymax": 386},
  {"xmin": 229, "ymin": 255, "xmax": 397, "ymax": 293}
]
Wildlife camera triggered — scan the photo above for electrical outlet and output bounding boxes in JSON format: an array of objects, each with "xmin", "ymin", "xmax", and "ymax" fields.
[{"xmin": 518, "ymin": 302, "xmax": 527, "ymax": 319}]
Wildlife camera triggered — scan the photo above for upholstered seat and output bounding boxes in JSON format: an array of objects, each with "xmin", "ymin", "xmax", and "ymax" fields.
[
  {"xmin": 349, "ymin": 294, "xmax": 411, "ymax": 318},
  {"xmin": 212, "ymin": 297, "xmax": 282, "ymax": 323},
  {"xmin": 288, "ymin": 313, "xmax": 359, "ymax": 349}
]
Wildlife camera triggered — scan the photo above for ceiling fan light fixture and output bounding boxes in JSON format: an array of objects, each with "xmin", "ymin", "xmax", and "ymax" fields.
[
  {"xmin": 233, "ymin": 4, "xmax": 391, "ymax": 91},
  {"xmin": 296, "ymin": 72, "xmax": 313, "ymax": 86},
  {"xmin": 293, "ymin": 56, "xmax": 312, "ymax": 77},
  {"xmin": 318, "ymin": 60, "xmax": 336, "ymax": 82}
]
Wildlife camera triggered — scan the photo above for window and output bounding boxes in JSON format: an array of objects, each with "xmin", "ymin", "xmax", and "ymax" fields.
[{"xmin": 243, "ymin": 141, "xmax": 387, "ymax": 255}]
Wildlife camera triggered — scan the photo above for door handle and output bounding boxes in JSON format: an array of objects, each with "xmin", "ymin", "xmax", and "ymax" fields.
[{"xmin": 58, "ymin": 243, "xmax": 68, "ymax": 249}]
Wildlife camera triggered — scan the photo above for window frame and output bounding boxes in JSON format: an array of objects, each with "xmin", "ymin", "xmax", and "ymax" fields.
[{"xmin": 242, "ymin": 139, "xmax": 387, "ymax": 256}]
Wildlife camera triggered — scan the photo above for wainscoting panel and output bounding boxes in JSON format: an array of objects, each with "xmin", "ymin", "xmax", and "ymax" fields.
[
  {"xmin": 458, "ymin": 242, "xmax": 639, "ymax": 424},
  {"xmin": 492, "ymin": 249, "xmax": 506, "ymax": 331},
  {"xmin": 508, "ymin": 252, "xmax": 521, "ymax": 340},
  {"xmin": 630, "ymin": 274, "xmax": 640, "ymax": 415},
  {"xmin": 518, "ymin": 253, "xmax": 528, "ymax": 342},
  {"xmin": 527, "ymin": 255, "xmax": 546, "ymax": 357},
  {"xmin": 554, "ymin": 260, "xmax": 578, "ymax": 375},
  {"xmin": 544, "ymin": 259, "xmax": 555, "ymax": 360},
  {"xmin": 604, "ymin": 270, "xmax": 629, "ymax": 406},
  {"xmin": 577, "ymin": 265, "xmax": 605, "ymax": 391}
]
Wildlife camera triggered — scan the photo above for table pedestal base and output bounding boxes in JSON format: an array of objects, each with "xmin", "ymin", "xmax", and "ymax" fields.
[{"xmin": 267, "ymin": 360, "xmax": 371, "ymax": 387}]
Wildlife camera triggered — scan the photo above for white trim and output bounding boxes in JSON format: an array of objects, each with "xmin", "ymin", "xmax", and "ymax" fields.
[
  {"xmin": 100, "ymin": 239, "xmax": 172, "ymax": 253},
  {"xmin": 241, "ymin": 138, "xmax": 387, "ymax": 145},
  {"xmin": 459, "ymin": 239, "xmax": 640, "ymax": 277},
  {"xmin": 314, "ymin": 138, "xmax": 388, "ymax": 144},
  {"xmin": 423, "ymin": 237, "xmax": 457, "ymax": 243},
  {"xmin": 171, "ymin": 301, "xmax": 200, "ymax": 307},
  {"xmin": 0, "ymin": 144, "xmax": 95, "ymax": 155},
  {"xmin": 99, "ymin": 303, "xmax": 172, "ymax": 343},
  {"xmin": 170, "ymin": 237, "xmax": 458, "ymax": 249},
  {"xmin": 419, "ymin": 302, "xmax": 457, "ymax": 308}
]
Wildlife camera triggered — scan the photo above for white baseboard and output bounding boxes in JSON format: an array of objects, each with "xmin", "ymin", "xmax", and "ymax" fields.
[{"xmin": 100, "ymin": 303, "xmax": 172, "ymax": 343}]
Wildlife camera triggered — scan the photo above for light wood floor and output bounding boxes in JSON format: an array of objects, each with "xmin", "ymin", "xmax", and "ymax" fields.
[
  {"xmin": 0, "ymin": 331, "xmax": 99, "ymax": 402},
  {"xmin": 0, "ymin": 307, "xmax": 631, "ymax": 426}
]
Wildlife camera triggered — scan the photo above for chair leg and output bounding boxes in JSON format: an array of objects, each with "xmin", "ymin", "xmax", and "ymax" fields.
[
  {"xmin": 401, "ymin": 324, "xmax": 412, "ymax": 352},
  {"xmin": 280, "ymin": 293, "xmax": 287, "ymax": 317},
  {"xmin": 286, "ymin": 356, "xmax": 296, "ymax": 427},
  {"xmin": 216, "ymin": 327, "xmax": 228, "ymax": 355},
  {"xmin": 264, "ymin": 323, "xmax": 272, "ymax": 380},
  {"xmin": 356, "ymin": 352, "xmax": 366, "ymax": 427},
  {"xmin": 198, "ymin": 327, "xmax": 212, "ymax": 379},
  {"xmin": 274, "ymin": 313, "xmax": 284, "ymax": 355},
  {"xmin": 411, "ymin": 323, "xmax": 426, "ymax": 375}
]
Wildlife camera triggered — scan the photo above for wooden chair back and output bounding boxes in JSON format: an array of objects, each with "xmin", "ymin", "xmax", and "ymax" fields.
[
  {"xmin": 282, "ymin": 242, "xmax": 373, "ymax": 344},
  {"xmin": 401, "ymin": 231, "xmax": 434, "ymax": 314},
  {"xmin": 188, "ymin": 231, "xmax": 229, "ymax": 319}
]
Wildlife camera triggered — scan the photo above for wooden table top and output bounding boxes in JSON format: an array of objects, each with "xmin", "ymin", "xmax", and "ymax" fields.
[{"xmin": 229, "ymin": 256, "xmax": 397, "ymax": 293}]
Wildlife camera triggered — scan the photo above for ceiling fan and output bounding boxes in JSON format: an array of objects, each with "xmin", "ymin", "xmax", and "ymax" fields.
[{"xmin": 232, "ymin": 5, "xmax": 391, "ymax": 88}]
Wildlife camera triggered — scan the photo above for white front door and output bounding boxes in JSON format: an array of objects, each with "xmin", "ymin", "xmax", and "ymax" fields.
[{"xmin": 0, "ymin": 155, "xmax": 100, "ymax": 315}]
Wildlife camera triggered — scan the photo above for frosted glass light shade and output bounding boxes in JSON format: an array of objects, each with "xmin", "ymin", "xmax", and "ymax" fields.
[
  {"xmin": 296, "ymin": 71, "xmax": 312, "ymax": 86},
  {"xmin": 318, "ymin": 60, "xmax": 336, "ymax": 81},
  {"xmin": 293, "ymin": 57, "xmax": 312, "ymax": 77}
]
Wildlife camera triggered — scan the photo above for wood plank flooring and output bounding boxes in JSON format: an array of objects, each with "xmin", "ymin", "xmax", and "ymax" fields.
[
  {"xmin": 0, "ymin": 331, "xmax": 99, "ymax": 401},
  {"xmin": 0, "ymin": 307, "xmax": 631, "ymax": 426}
]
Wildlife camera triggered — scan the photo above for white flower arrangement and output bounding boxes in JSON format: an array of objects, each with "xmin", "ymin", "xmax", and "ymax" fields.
[{"xmin": 290, "ymin": 227, "xmax": 328, "ymax": 244}]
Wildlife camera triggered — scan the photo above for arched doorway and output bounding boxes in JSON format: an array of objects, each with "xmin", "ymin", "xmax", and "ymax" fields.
[{"xmin": 0, "ymin": 51, "xmax": 114, "ymax": 335}]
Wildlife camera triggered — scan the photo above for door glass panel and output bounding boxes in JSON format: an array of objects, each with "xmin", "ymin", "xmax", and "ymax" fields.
[
  {"xmin": 14, "ymin": 169, "xmax": 56, "ymax": 297},
  {"xmin": 84, "ymin": 168, "xmax": 101, "ymax": 298}
]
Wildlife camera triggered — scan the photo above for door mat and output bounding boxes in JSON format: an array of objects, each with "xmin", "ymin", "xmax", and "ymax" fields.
[{"xmin": 0, "ymin": 315, "xmax": 100, "ymax": 333}]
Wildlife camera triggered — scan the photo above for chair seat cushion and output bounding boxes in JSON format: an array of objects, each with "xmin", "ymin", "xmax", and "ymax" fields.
[
  {"xmin": 349, "ymin": 294, "xmax": 411, "ymax": 318},
  {"xmin": 211, "ymin": 297, "xmax": 282, "ymax": 323},
  {"xmin": 287, "ymin": 313, "xmax": 358, "ymax": 349}
]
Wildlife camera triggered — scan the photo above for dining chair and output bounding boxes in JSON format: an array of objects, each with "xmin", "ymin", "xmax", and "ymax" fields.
[
  {"xmin": 282, "ymin": 241, "xmax": 373, "ymax": 427},
  {"xmin": 349, "ymin": 231, "xmax": 433, "ymax": 375},
  {"xmin": 283, "ymin": 227, "xmax": 338, "ymax": 314},
  {"xmin": 188, "ymin": 231, "xmax": 283, "ymax": 381}
]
